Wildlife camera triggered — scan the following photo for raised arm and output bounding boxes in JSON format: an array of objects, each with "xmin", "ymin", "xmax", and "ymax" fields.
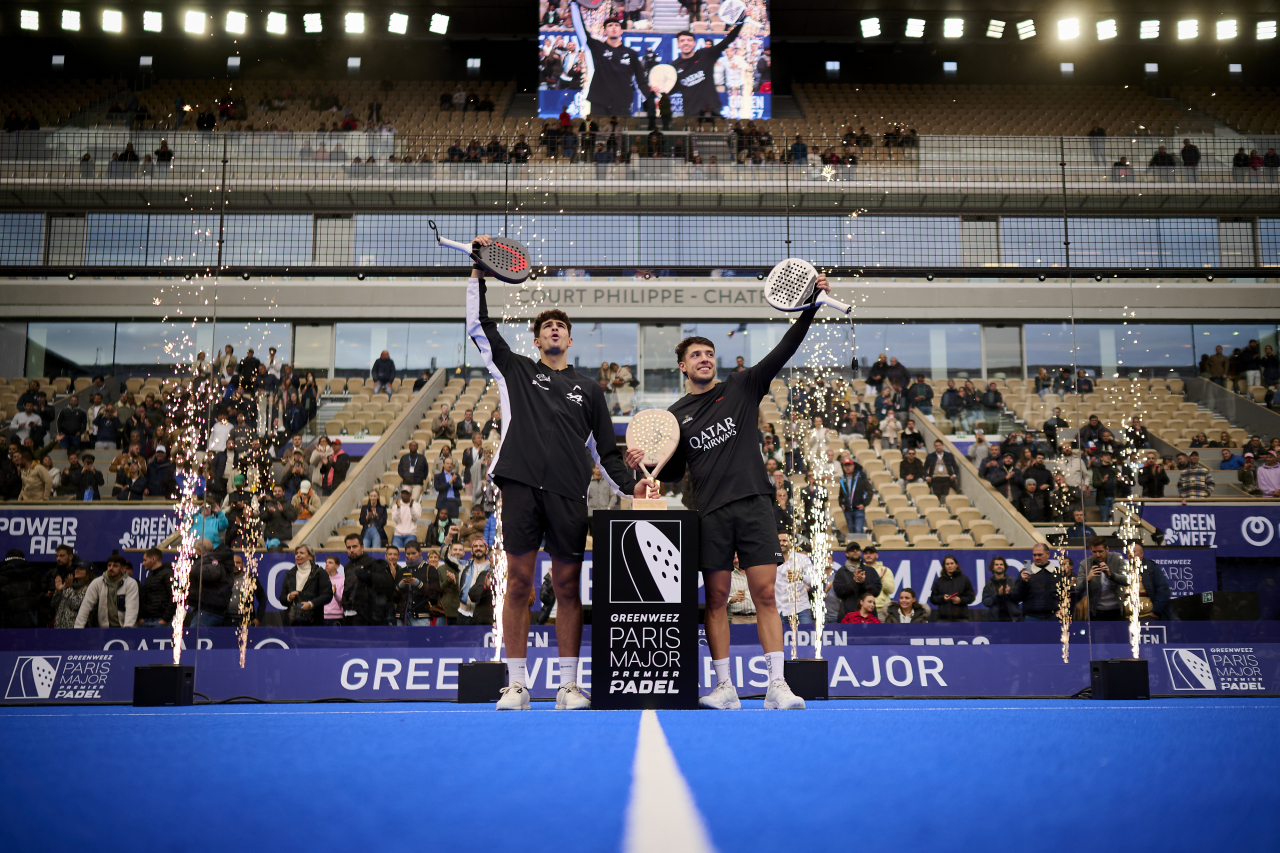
[
  {"xmin": 709, "ymin": 20, "xmax": 745, "ymax": 58},
  {"xmin": 746, "ymin": 306, "xmax": 818, "ymax": 397},
  {"xmin": 466, "ymin": 263, "xmax": 516, "ymax": 378}
]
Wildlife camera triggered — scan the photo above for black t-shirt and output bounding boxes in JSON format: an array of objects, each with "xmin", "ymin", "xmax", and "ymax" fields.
[
  {"xmin": 672, "ymin": 22, "xmax": 742, "ymax": 116},
  {"xmin": 584, "ymin": 38, "xmax": 648, "ymax": 112},
  {"xmin": 660, "ymin": 308, "xmax": 817, "ymax": 515}
]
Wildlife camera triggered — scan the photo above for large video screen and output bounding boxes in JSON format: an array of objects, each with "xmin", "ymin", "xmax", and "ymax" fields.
[{"xmin": 538, "ymin": 0, "xmax": 771, "ymax": 121}]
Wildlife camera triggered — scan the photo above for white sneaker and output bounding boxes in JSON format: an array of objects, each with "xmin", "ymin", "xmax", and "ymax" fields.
[
  {"xmin": 698, "ymin": 679, "xmax": 742, "ymax": 710},
  {"xmin": 763, "ymin": 679, "xmax": 806, "ymax": 710},
  {"xmin": 555, "ymin": 681, "xmax": 591, "ymax": 710},
  {"xmin": 496, "ymin": 683, "xmax": 530, "ymax": 710}
]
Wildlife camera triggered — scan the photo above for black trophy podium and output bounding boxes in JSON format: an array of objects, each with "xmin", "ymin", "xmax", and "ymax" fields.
[{"xmin": 590, "ymin": 510, "xmax": 700, "ymax": 710}]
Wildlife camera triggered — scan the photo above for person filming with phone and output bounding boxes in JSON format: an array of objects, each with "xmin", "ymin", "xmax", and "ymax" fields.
[{"xmin": 1074, "ymin": 536, "xmax": 1129, "ymax": 621}]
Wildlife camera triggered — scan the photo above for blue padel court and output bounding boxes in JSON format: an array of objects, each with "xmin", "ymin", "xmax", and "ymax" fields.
[{"xmin": 2, "ymin": 698, "xmax": 1277, "ymax": 853}]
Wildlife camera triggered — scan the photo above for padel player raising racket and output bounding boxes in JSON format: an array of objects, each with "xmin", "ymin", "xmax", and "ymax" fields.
[
  {"xmin": 570, "ymin": 1, "xmax": 656, "ymax": 119},
  {"xmin": 466, "ymin": 235, "xmax": 656, "ymax": 711},
  {"xmin": 626, "ymin": 274, "xmax": 835, "ymax": 710},
  {"xmin": 672, "ymin": 19, "xmax": 744, "ymax": 121}
]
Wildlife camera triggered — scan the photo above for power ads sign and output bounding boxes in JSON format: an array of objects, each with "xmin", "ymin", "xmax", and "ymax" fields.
[{"xmin": 592, "ymin": 511, "xmax": 700, "ymax": 710}]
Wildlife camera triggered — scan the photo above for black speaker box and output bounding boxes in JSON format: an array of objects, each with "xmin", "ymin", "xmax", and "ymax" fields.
[
  {"xmin": 133, "ymin": 665, "xmax": 195, "ymax": 706},
  {"xmin": 1090, "ymin": 658, "xmax": 1149, "ymax": 700},
  {"xmin": 1171, "ymin": 591, "xmax": 1259, "ymax": 622},
  {"xmin": 784, "ymin": 658, "xmax": 829, "ymax": 701},
  {"xmin": 458, "ymin": 661, "xmax": 508, "ymax": 704}
]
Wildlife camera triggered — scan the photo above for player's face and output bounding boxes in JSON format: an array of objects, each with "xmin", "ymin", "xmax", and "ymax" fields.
[
  {"xmin": 678, "ymin": 34, "xmax": 695, "ymax": 56},
  {"xmin": 535, "ymin": 319, "xmax": 572, "ymax": 357},
  {"xmin": 604, "ymin": 21, "xmax": 622, "ymax": 42},
  {"xmin": 680, "ymin": 344, "xmax": 716, "ymax": 382}
]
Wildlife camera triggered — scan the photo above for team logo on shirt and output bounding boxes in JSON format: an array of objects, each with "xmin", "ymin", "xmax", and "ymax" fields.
[
  {"xmin": 682, "ymin": 415, "xmax": 693, "ymax": 425},
  {"xmin": 565, "ymin": 392, "xmax": 584, "ymax": 406},
  {"xmin": 681, "ymin": 70, "xmax": 706, "ymax": 87},
  {"xmin": 532, "ymin": 373, "xmax": 552, "ymax": 391},
  {"xmin": 620, "ymin": 55, "xmax": 631, "ymax": 65},
  {"xmin": 688, "ymin": 417, "xmax": 737, "ymax": 451}
]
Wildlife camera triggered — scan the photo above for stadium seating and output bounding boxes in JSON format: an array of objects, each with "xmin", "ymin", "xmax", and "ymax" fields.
[{"xmin": 1172, "ymin": 86, "xmax": 1280, "ymax": 135}]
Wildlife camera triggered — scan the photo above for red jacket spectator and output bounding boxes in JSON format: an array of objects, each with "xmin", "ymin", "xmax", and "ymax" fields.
[{"xmin": 841, "ymin": 611, "xmax": 880, "ymax": 624}]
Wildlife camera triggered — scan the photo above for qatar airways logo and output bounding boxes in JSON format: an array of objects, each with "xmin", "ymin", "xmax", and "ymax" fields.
[
  {"xmin": 688, "ymin": 417, "xmax": 737, "ymax": 452},
  {"xmin": 681, "ymin": 70, "xmax": 707, "ymax": 87}
]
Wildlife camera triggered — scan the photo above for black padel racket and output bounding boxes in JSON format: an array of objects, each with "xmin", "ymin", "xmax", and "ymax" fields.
[
  {"xmin": 429, "ymin": 220, "xmax": 531, "ymax": 284},
  {"xmin": 763, "ymin": 258, "xmax": 852, "ymax": 314}
]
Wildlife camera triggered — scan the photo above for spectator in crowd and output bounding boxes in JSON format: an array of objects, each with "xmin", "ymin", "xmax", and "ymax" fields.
[
  {"xmin": 457, "ymin": 504, "xmax": 488, "ymax": 545},
  {"xmin": 982, "ymin": 556, "xmax": 1021, "ymax": 621},
  {"xmin": 1138, "ymin": 456, "xmax": 1170, "ymax": 499},
  {"xmin": 1241, "ymin": 435, "xmax": 1267, "ymax": 458},
  {"xmin": 898, "ymin": 447, "xmax": 925, "ymax": 489},
  {"xmin": 1206, "ymin": 345, "xmax": 1230, "ymax": 387},
  {"xmin": 51, "ymin": 561, "xmax": 94, "ymax": 628},
  {"xmin": 431, "ymin": 403, "xmax": 456, "ymax": 443},
  {"xmin": 789, "ymin": 134, "xmax": 808, "ymax": 164},
  {"xmin": 775, "ymin": 532, "xmax": 813, "ymax": 624},
  {"xmin": 10, "ymin": 402, "xmax": 42, "ymax": 445},
  {"xmin": 319, "ymin": 439, "xmax": 350, "ymax": 495},
  {"xmin": 0, "ymin": 549, "xmax": 42, "ymax": 628},
  {"xmin": 1091, "ymin": 451, "xmax": 1120, "ymax": 522},
  {"xmin": 1042, "ymin": 408, "xmax": 1069, "ymax": 455},
  {"xmin": 1128, "ymin": 543, "xmax": 1171, "ymax": 621},
  {"xmin": 56, "ymin": 396, "xmax": 87, "ymax": 451},
  {"xmin": 395, "ymin": 541, "xmax": 441, "ymax": 625},
  {"xmin": 482, "ymin": 407, "xmax": 502, "ymax": 440},
  {"xmin": 466, "ymin": 539, "xmax": 496, "ymax": 626},
  {"xmin": 1075, "ymin": 536, "xmax": 1128, "ymax": 621},
  {"xmin": 143, "ymin": 444, "xmax": 176, "ymax": 498},
  {"xmin": 1017, "ymin": 544, "xmax": 1065, "ymax": 622},
  {"xmin": 341, "ymin": 534, "xmax": 396, "ymax": 626},
  {"xmin": 318, "ymin": 556, "xmax": 347, "ymax": 626},
  {"xmin": 260, "ymin": 486, "xmax": 297, "ymax": 550},
  {"xmin": 71, "ymin": 453, "xmax": 104, "ymax": 501},
  {"xmin": 75, "ymin": 555, "xmax": 139, "ymax": 628},
  {"xmin": 727, "ymin": 555, "xmax": 757, "ymax": 624},
  {"xmin": 900, "ymin": 419, "xmax": 925, "ymax": 452},
  {"xmin": 979, "ymin": 381, "xmax": 1004, "ymax": 424},
  {"xmin": 923, "ymin": 439, "xmax": 959, "ymax": 499},
  {"xmin": 1061, "ymin": 508, "xmax": 1096, "ymax": 544},
  {"xmin": 905, "ymin": 375, "xmax": 933, "ymax": 416},
  {"xmin": 967, "ymin": 429, "xmax": 993, "ymax": 464},
  {"xmin": 136, "ymin": 548, "xmax": 175, "ymax": 626},
  {"xmin": 928, "ymin": 555, "xmax": 974, "ymax": 622},
  {"xmin": 1110, "ymin": 156, "xmax": 1132, "ymax": 181},
  {"xmin": 359, "ymin": 489, "xmax": 389, "ymax": 549},
  {"xmin": 292, "ymin": 480, "xmax": 321, "ymax": 519},
  {"xmin": 1123, "ymin": 417, "xmax": 1151, "ymax": 450},
  {"xmin": 1016, "ymin": 479, "xmax": 1048, "ymax": 522},
  {"xmin": 188, "ymin": 499, "xmax": 229, "ymax": 549},
  {"xmin": 882, "ymin": 587, "xmax": 928, "ymax": 623},
  {"xmin": 1237, "ymin": 454, "xmax": 1262, "ymax": 495},
  {"xmin": 115, "ymin": 461, "xmax": 146, "ymax": 501},
  {"xmin": 282, "ymin": 545, "xmax": 333, "ymax": 626},
  {"xmin": 371, "ymin": 349, "xmax": 396, "ymax": 399},
  {"xmin": 456, "ymin": 410, "xmax": 481, "ymax": 442},
  {"xmin": 832, "ymin": 544, "xmax": 879, "ymax": 622},
  {"xmin": 463, "ymin": 434, "xmax": 488, "ymax": 490},
  {"xmin": 1177, "ymin": 456, "xmax": 1215, "ymax": 501},
  {"xmin": 224, "ymin": 553, "xmax": 266, "ymax": 627},
  {"xmin": 1219, "ymin": 448, "xmax": 1245, "ymax": 470},
  {"xmin": 840, "ymin": 592, "xmax": 880, "ymax": 624},
  {"xmin": 389, "ymin": 486, "xmax": 422, "ymax": 548},
  {"xmin": 17, "ymin": 450, "xmax": 52, "ymax": 502},
  {"xmin": 1256, "ymin": 452, "xmax": 1280, "ymax": 497},
  {"xmin": 587, "ymin": 464, "xmax": 619, "ymax": 515},
  {"xmin": 1147, "ymin": 145, "xmax": 1176, "ymax": 179},
  {"xmin": 434, "ymin": 457, "xmax": 462, "ymax": 518},
  {"xmin": 1180, "ymin": 138, "xmax": 1201, "ymax": 181}
]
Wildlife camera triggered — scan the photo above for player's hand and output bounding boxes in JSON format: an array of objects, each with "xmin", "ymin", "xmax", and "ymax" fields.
[
  {"xmin": 633, "ymin": 478, "xmax": 659, "ymax": 500},
  {"xmin": 474, "ymin": 234, "xmax": 492, "ymax": 247},
  {"xmin": 814, "ymin": 273, "xmax": 830, "ymax": 294},
  {"xmin": 624, "ymin": 447, "xmax": 648, "ymax": 470}
]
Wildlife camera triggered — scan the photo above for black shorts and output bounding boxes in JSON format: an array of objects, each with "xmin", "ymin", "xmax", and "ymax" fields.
[
  {"xmin": 500, "ymin": 480, "xmax": 588, "ymax": 562},
  {"xmin": 700, "ymin": 494, "xmax": 783, "ymax": 572}
]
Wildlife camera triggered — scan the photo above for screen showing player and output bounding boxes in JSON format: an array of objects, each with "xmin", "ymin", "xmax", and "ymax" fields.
[{"xmin": 538, "ymin": 0, "xmax": 771, "ymax": 121}]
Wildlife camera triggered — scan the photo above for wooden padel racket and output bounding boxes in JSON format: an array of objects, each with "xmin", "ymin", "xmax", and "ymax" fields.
[
  {"xmin": 428, "ymin": 220, "xmax": 531, "ymax": 284},
  {"xmin": 763, "ymin": 258, "xmax": 852, "ymax": 314},
  {"xmin": 626, "ymin": 409, "xmax": 680, "ymax": 482},
  {"xmin": 648, "ymin": 64, "xmax": 678, "ymax": 94}
]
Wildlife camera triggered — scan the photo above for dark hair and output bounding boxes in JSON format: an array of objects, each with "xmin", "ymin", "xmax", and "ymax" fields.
[
  {"xmin": 677, "ymin": 29, "xmax": 693, "ymax": 38},
  {"xmin": 861, "ymin": 592, "xmax": 876, "ymax": 602},
  {"xmin": 144, "ymin": 547, "xmax": 163, "ymax": 561},
  {"xmin": 81, "ymin": 454, "xmax": 95, "ymax": 463},
  {"xmin": 404, "ymin": 540, "xmax": 421, "ymax": 551},
  {"xmin": 675, "ymin": 336, "xmax": 715, "ymax": 367},
  {"xmin": 344, "ymin": 533, "xmax": 361, "ymax": 544},
  {"xmin": 900, "ymin": 587, "xmax": 917, "ymax": 597},
  {"xmin": 1087, "ymin": 536, "xmax": 1108, "ymax": 548},
  {"xmin": 56, "ymin": 544, "xmax": 74, "ymax": 556},
  {"xmin": 532, "ymin": 308, "xmax": 572, "ymax": 337},
  {"xmin": 5, "ymin": 549, "xmax": 23, "ymax": 559},
  {"xmin": 107, "ymin": 555, "xmax": 130, "ymax": 569}
]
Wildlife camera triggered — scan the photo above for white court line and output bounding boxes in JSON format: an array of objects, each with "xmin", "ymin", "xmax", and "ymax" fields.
[{"xmin": 623, "ymin": 709, "xmax": 717, "ymax": 853}]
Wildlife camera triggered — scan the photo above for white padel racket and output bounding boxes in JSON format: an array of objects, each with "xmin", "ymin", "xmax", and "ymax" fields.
[
  {"xmin": 763, "ymin": 258, "xmax": 851, "ymax": 314},
  {"xmin": 648, "ymin": 64, "xmax": 678, "ymax": 94},
  {"xmin": 717, "ymin": 0, "xmax": 747, "ymax": 25},
  {"xmin": 633, "ymin": 520, "xmax": 681, "ymax": 601},
  {"xmin": 429, "ymin": 221, "xmax": 531, "ymax": 284},
  {"xmin": 626, "ymin": 408, "xmax": 680, "ymax": 481},
  {"xmin": 575, "ymin": 0, "xmax": 608, "ymax": 9}
]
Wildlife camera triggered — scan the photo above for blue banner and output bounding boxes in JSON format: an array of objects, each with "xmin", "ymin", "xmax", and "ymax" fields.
[
  {"xmin": 1143, "ymin": 504, "xmax": 1280, "ymax": 558},
  {"xmin": 4, "ymin": 623, "xmax": 1275, "ymax": 701},
  {"xmin": 0, "ymin": 508, "xmax": 179, "ymax": 562}
]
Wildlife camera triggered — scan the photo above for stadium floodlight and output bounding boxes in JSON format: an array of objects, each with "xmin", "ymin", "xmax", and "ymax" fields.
[
  {"xmin": 1144, "ymin": 62, "xmax": 1158, "ymax": 75},
  {"xmin": 1215, "ymin": 20, "xmax": 1236, "ymax": 39},
  {"xmin": 860, "ymin": 18, "xmax": 880, "ymax": 38},
  {"xmin": 20, "ymin": 10, "xmax": 38, "ymax": 30},
  {"xmin": 904, "ymin": 18, "xmax": 925, "ymax": 38},
  {"xmin": 943, "ymin": 18, "xmax": 963, "ymax": 38},
  {"xmin": 1058, "ymin": 18, "xmax": 1078, "ymax": 39},
  {"xmin": 1139, "ymin": 20, "xmax": 1159, "ymax": 39},
  {"xmin": 1229, "ymin": 63, "xmax": 1242, "ymax": 73},
  {"xmin": 1016, "ymin": 19, "xmax": 1035, "ymax": 39},
  {"xmin": 227, "ymin": 56, "xmax": 240, "ymax": 71},
  {"xmin": 139, "ymin": 55, "xmax": 153, "ymax": 68},
  {"xmin": 303, "ymin": 13, "xmax": 322, "ymax": 32},
  {"xmin": 1177, "ymin": 20, "xmax": 1197, "ymax": 39},
  {"xmin": 225, "ymin": 11, "xmax": 246, "ymax": 34},
  {"xmin": 1097, "ymin": 19, "xmax": 1117, "ymax": 39},
  {"xmin": 266, "ymin": 12, "xmax": 286, "ymax": 34},
  {"xmin": 62, "ymin": 9, "xmax": 81, "ymax": 30},
  {"xmin": 1258, "ymin": 21, "xmax": 1276, "ymax": 39},
  {"xmin": 344, "ymin": 12, "xmax": 364, "ymax": 33},
  {"xmin": 388, "ymin": 13, "xmax": 408, "ymax": 34},
  {"xmin": 143, "ymin": 10, "xmax": 162, "ymax": 31},
  {"xmin": 943, "ymin": 61, "xmax": 957, "ymax": 72},
  {"xmin": 184, "ymin": 11, "xmax": 206, "ymax": 34},
  {"xmin": 102, "ymin": 10, "xmax": 122, "ymax": 32},
  {"xmin": 986, "ymin": 20, "xmax": 1005, "ymax": 38},
  {"xmin": 347, "ymin": 57, "xmax": 361, "ymax": 71},
  {"xmin": 429, "ymin": 13, "xmax": 449, "ymax": 34},
  {"xmin": 52, "ymin": 55, "xmax": 65, "ymax": 68}
]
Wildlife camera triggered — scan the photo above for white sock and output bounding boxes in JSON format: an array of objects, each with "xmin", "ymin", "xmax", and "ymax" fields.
[
  {"xmin": 713, "ymin": 657, "xmax": 731, "ymax": 685},
  {"xmin": 766, "ymin": 652, "xmax": 786, "ymax": 686},
  {"xmin": 559, "ymin": 656, "xmax": 579, "ymax": 687},
  {"xmin": 507, "ymin": 657, "xmax": 527, "ymax": 688}
]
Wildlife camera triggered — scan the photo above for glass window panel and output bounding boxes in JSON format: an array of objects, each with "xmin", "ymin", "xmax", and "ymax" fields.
[
  {"xmin": 570, "ymin": 322, "xmax": 639, "ymax": 374},
  {"xmin": 334, "ymin": 322, "xmax": 409, "ymax": 375},
  {"xmin": 221, "ymin": 215, "xmax": 312, "ymax": 266},
  {"xmin": 85, "ymin": 214, "xmax": 149, "ymax": 266},
  {"xmin": 850, "ymin": 323, "xmax": 981, "ymax": 380},
  {"xmin": 114, "ymin": 321, "xmax": 214, "ymax": 371},
  {"xmin": 26, "ymin": 322, "xmax": 115, "ymax": 377},
  {"xmin": 1002, "ymin": 218, "xmax": 1220, "ymax": 267},
  {"xmin": 1192, "ymin": 324, "xmax": 1280, "ymax": 367},
  {"xmin": 1027, "ymin": 323, "xmax": 1196, "ymax": 378},
  {"xmin": 406, "ymin": 322, "xmax": 469, "ymax": 372},
  {"xmin": 214, "ymin": 322, "xmax": 292, "ymax": 366},
  {"xmin": 1261, "ymin": 219, "xmax": 1280, "ymax": 267},
  {"xmin": 0, "ymin": 214, "xmax": 43, "ymax": 265}
]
